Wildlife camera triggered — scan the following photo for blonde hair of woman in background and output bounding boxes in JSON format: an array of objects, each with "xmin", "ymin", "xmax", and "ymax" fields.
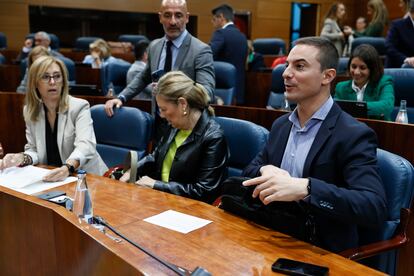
[
  {"xmin": 82, "ymin": 38, "xmax": 117, "ymax": 68},
  {"xmin": 355, "ymin": 0, "xmax": 389, "ymax": 37}
]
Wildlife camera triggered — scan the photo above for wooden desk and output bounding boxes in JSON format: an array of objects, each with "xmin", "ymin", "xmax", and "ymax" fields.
[
  {"xmin": 0, "ymin": 64, "xmax": 20, "ymax": 92},
  {"xmin": 0, "ymin": 175, "xmax": 384, "ymax": 275}
]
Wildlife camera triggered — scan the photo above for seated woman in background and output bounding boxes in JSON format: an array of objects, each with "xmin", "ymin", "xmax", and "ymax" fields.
[
  {"xmin": 82, "ymin": 39, "xmax": 117, "ymax": 68},
  {"xmin": 16, "ymin": 46, "xmax": 51, "ymax": 93},
  {"xmin": 335, "ymin": 44, "xmax": 395, "ymax": 121},
  {"xmin": 355, "ymin": 0, "xmax": 388, "ymax": 37},
  {"xmin": 120, "ymin": 71, "xmax": 229, "ymax": 204},
  {"xmin": 320, "ymin": 2, "xmax": 353, "ymax": 56},
  {"xmin": 1, "ymin": 56, "xmax": 107, "ymax": 180}
]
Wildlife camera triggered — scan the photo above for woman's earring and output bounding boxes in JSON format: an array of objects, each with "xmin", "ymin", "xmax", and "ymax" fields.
[{"xmin": 183, "ymin": 109, "xmax": 187, "ymax": 116}]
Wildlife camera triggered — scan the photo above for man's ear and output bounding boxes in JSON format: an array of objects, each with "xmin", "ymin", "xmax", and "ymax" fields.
[{"xmin": 322, "ymin": 68, "xmax": 336, "ymax": 85}]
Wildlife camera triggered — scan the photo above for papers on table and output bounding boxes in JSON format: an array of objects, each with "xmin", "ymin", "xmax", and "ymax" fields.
[
  {"xmin": 0, "ymin": 165, "xmax": 76, "ymax": 195},
  {"xmin": 143, "ymin": 209, "xmax": 212, "ymax": 234}
]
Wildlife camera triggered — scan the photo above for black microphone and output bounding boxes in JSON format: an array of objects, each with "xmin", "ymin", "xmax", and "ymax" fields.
[{"xmin": 93, "ymin": 216, "xmax": 211, "ymax": 276}]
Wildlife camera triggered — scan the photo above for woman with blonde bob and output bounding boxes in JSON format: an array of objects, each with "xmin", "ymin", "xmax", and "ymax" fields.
[
  {"xmin": 0, "ymin": 56, "xmax": 107, "ymax": 180},
  {"xmin": 82, "ymin": 38, "xmax": 117, "ymax": 68},
  {"xmin": 120, "ymin": 71, "xmax": 229, "ymax": 203}
]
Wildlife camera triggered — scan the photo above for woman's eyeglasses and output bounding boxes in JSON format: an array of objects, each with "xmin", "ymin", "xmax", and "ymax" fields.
[{"xmin": 40, "ymin": 73, "xmax": 63, "ymax": 83}]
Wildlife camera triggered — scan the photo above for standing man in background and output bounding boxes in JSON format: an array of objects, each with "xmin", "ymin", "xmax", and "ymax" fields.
[
  {"xmin": 210, "ymin": 4, "xmax": 248, "ymax": 104},
  {"xmin": 105, "ymin": 0, "xmax": 215, "ymax": 118}
]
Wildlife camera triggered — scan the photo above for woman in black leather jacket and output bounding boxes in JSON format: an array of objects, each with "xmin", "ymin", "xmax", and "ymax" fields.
[{"xmin": 121, "ymin": 71, "xmax": 229, "ymax": 203}]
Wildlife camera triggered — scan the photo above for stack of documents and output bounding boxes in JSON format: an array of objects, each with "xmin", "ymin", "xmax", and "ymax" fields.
[{"xmin": 0, "ymin": 165, "xmax": 76, "ymax": 195}]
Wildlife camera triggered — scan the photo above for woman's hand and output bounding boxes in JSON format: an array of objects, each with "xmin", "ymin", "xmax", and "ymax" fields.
[
  {"xmin": 43, "ymin": 166, "xmax": 69, "ymax": 182},
  {"xmin": 0, "ymin": 153, "xmax": 24, "ymax": 170},
  {"xmin": 135, "ymin": 176, "xmax": 156, "ymax": 188}
]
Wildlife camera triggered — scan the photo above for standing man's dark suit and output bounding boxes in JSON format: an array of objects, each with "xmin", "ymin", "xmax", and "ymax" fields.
[
  {"xmin": 243, "ymin": 103, "xmax": 387, "ymax": 253},
  {"xmin": 385, "ymin": 16, "xmax": 414, "ymax": 68},
  {"xmin": 210, "ymin": 23, "xmax": 248, "ymax": 104}
]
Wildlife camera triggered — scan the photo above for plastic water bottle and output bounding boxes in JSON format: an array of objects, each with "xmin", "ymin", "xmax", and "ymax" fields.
[
  {"xmin": 395, "ymin": 100, "xmax": 408, "ymax": 124},
  {"xmin": 281, "ymin": 92, "xmax": 291, "ymax": 111},
  {"xmin": 72, "ymin": 170, "xmax": 93, "ymax": 224},
  {"xmin": 0, "ymin": 142, "xmax": 3, "ymax": 159}
]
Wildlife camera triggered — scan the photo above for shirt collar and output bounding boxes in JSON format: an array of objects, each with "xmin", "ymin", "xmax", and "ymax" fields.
[
  {"xmin": 351, "ymin": 80, "xmax": 368, "ymax": 93},
  {"xmin": 165, "ymin": 29, "xmax": 188, "ymax": 49},
  {"xmin": 222, "ymin": 22, "xmax": 234, "ymax": 29},
  {"xmin": 289, "ymin": 96, "xmax": 333, "ymax": 129}
]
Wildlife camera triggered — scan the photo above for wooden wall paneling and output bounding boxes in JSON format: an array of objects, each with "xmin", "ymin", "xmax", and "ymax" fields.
[{"xmin": 0, "ymin": 2, "xmax": 30, "ymax": 50}]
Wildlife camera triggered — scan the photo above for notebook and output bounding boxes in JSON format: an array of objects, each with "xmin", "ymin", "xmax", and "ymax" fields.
[{"xmin": 335, "ymin": 99, "xmax": 368, "ymax": 119}]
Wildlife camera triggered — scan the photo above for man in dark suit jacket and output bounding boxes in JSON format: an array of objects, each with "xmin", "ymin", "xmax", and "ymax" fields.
[
  {"xmin": 105, "ymin": 0, "xmax": 215, "ymax": 117},
  {"xmin": 242, "ymin": 37, "xmax": 387, "ymax": 253},
  {"xmin": 210, "ymin": 4, "xmax": 248, "ymax": 104},
  {"xmin": 385, "ymin": 2, "xmax": 414, "ymax": 68}
]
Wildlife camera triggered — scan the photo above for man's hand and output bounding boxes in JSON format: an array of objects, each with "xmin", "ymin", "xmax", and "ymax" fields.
[
  {"xmin": 243, "ymin": 166, "xmax": 309, "ymax": 204},
  {"xmin": 104, "ymin": 98, "xmax": 123, "ymax": 117},
  {"xmin": 43, "ymin": 166, "xmax": 70, "ymax": 182},
  {"xmin": 404, "ymin": 57, "xmax": 414, "ymax": 67}
]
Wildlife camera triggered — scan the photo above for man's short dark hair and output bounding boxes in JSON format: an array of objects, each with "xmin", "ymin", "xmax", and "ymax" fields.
[
  {"xmin": 294, "ymin": 36, "xmax": 339, "ymax": 71},
  {"xmin": 212, "ymin": 4, "xmax": 234, "ymax": 22},
  {"xmin": 134, "ymin": 39, "xmax": 150, "ymax": 60}
]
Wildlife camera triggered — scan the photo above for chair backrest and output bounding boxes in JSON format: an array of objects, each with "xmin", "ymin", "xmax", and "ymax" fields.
[
  {"xmin": 253, "ymin": 38, "xmax": 286, "ymax": 55},
  {"xmin": 351, "ymin": 37, "xmax": 386, "ymax": 56},
  {"xmin": 384, "ymin": 68, "xmax": 414, "ymax": 107},
  {"xmin": 101, "ymin": 60, "xmax": 131, "ymax": 95},
  {"xmin": 90, "ymin": 104, "xmax": 153, "ymax": 168},
  {"xmin": 360, "ymin": 149, "xmax": 414, "ymax": 275},
  {"xmin": 337, "ymin": 57, "xmax": 349, "ymax": 75},
  {"xmin": 20, "ymin": 56, "xmax": 76, "ymax": 84},
  {"xmin": 0, "ymin": 32, "xmax": 7, "ymax": 49},
  {"xmin": 213, "ymin": 61, "xmax": 236, "ymax": 105},
  {"xmin": 74, "ymin": 36, "xmax": 102, "ymax": 51},
  {"xmin": 118, "ymin": 34, "xmax": 149, "ymax": 45},
  {"xmin": 214, "ymin": 116, "xmax": 269, "ymax": 177},
  {"xmin": 267, "ymin": 64, "xmax": 286, "ymax": 109}
]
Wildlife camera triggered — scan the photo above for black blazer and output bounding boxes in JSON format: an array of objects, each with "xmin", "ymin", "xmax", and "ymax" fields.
[
  {"xmin": 243, "ymin": 103, "xmax": 387, "ymax": 252},
  {"xmin": 138, "ymin": 110, "xmax": 229, "ymax": 203}
]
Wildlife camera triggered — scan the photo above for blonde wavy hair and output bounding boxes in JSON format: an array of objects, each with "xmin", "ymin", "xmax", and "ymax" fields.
[
  {"xmin": 24, "ymin": 56, "xmax": 69, "ymax": 122},
  {"xmin": 367, "ymin": 0, "xmax": 389, "ymax": 26},
  {"xmin": 155, "ymin": 71, "xmax": 214, "ymax": 116},
  {"xmin": 89, "ymin": 39, "xmax": 112, "ymax": 59}
]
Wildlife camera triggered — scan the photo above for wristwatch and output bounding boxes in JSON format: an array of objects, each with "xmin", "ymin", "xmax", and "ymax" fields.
[{"xmin": 64, "ymin": 163, "xmax": 76, "ymax": 175}]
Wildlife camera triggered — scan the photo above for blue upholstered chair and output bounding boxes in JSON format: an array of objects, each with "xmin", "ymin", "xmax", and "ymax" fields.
[
  {"xmin": 267, "ymin": 64, "xmax": 286, "ymax": 109},
  {"xmin": 19, "ymin": 56, "xmax": 76, "ymax": 84},
  {"xmin": 384, "ymin": 68, "xmax": 414, "ymax": 107},
  {"xmin": 101, "ymin": 60, "xmax": 131, "ymax": 95},
  {"xmin": 90, "ymin": 104, "xmax": 153, "ymax": 168},
  {"xmin": 74, "ymin": 36, "xmax": 102, "ymax": 51},
  {"xmin": 213, "ymin": 61, "xmax": 236, "ymax": 105},
  {"xmin": 214, "ymin": 116, "xmax": 269, "ymax": 177},
  {"xmin": 0, "ymin": 32, "xmax": 7, "ymax": 49},
  {"xmin": 340, "ymin": 149, "xmax": 414, "ymax": 275},
  {"xmin": 253, "ymin": 38, "xmax": 286, "ymax": 55},
  {"xmin": 337, "ymin": 57, "xmax": 349, "ymax": 75},
  {"xmin": 118, "ymin": 34, "xmax": 149, "ymax": 45},
  {"xmin": 352, "ymin": 37, "xmax": 386, "ymax": 56}
]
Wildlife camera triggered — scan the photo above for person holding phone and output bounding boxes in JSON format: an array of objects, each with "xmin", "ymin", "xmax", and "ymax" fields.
[
  {"xmin": 238, "ymin": 37, "xmax": 386, "ymax": 253},
  {"xmin": 104, "ymin": 0, "xmax": 215, "ymax": 120},
  {"xmin": 119, "ymin": 71, "xmax": 228, "ymax": 203},
  {"xmin": 0, "ymin": 56, "xmax": 107, "ymax": 180}
]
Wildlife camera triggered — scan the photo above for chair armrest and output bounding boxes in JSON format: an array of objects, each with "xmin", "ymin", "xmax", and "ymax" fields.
[{"xmin": 339, "ymin": 208, "xmax": 411, "ymax": 261}]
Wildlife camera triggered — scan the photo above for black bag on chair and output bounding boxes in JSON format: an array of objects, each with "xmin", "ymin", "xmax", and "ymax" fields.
[{"xmin": 220, "ymin": 176, "xmax": 311, "ymax": 241}]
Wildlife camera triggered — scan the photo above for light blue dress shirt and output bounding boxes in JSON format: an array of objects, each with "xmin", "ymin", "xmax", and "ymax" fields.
[
  {"xmin": 280, "ymin": 97, "xmax": 334, "ymax": 177},
  {"xmin": 158, "ymin": 29, "xmax": 188, "ymax": 70}
]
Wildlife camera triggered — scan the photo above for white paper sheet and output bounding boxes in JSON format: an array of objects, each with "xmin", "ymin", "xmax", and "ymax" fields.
[
  {"xmin": 143, "ymin": 209, "xmax": 212, "ymax": 234},
  {"xmin": 0, "ymin": 165, "xmax": 76, "ymax": 195}
]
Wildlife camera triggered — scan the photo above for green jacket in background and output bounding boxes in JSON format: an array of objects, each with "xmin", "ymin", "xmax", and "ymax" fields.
[
  {"xmin": 334, "ymin": 75, "xmax": 395, "ymax": 121},
  {"xmin": 354, "ymin": 21, "xmax": 385, "ymax": 37}
]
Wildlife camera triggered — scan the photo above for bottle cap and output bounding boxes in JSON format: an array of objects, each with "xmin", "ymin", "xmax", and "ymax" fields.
[{"xmin": 77, "ymin": 169, "xmax": 87, "ymax": 175}]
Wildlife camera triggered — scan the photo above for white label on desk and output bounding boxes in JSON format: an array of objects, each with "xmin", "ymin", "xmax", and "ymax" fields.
[{"xmin": 143, "ymin": 209, "xmax": 212, "ymax": 234}]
